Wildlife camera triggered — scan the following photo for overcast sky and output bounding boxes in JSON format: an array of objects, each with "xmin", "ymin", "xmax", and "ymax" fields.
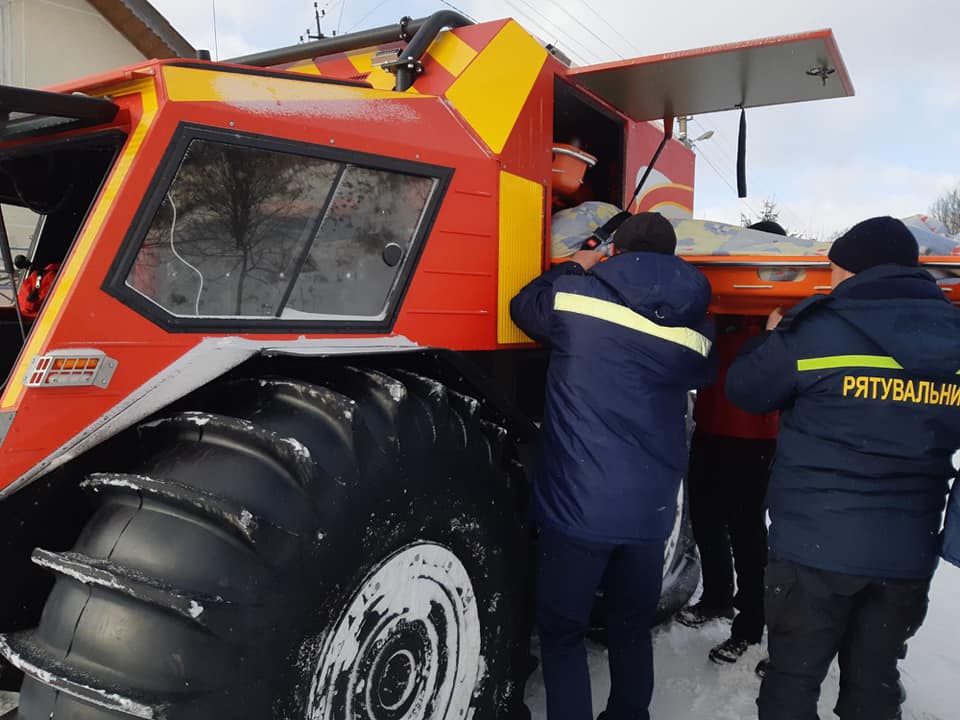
[{"xmin": 150, "ymin": 0, "xmax": 960, "ymax": 239}]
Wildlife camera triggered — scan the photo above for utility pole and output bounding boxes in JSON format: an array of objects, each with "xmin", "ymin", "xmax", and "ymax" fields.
[{"xmin": 299, "ymin": 2, "xmax": 329, "ymax": 42}]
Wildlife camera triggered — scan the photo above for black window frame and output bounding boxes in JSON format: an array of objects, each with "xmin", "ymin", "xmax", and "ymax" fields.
[
  {"xmin": 104, "ymin": 123, "xmax": 453, "ymax": 333},
  {"xmin": 1, "ymin": 129, "xmax": 126, "ymax": 267}
]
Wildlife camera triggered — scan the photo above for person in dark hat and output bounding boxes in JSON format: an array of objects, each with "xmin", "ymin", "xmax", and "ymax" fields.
[
  {"xmin": 726, "ymin": 216, "xmax": 960, "ymax": 719},
  {"xmin": 607, "ymin": 211, "xmax": 680, "ymax": 255},
  {"xmin": 510, "ymin": 212, "xmax": 714, "ymax": 720},
  {"xmin": 677, "ymin": 220, "xmax": 786, "ymax": 665}
]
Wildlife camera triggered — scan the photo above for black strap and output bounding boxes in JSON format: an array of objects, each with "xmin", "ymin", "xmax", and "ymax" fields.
[{"xmin": 580, "ymin": 210, "xmax": 632, "ymax": 251}]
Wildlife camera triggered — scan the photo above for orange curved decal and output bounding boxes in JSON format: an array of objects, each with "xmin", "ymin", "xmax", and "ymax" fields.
[{"xmin": 631, "ymin": 182, "xmax": 694, "ymax": 215}]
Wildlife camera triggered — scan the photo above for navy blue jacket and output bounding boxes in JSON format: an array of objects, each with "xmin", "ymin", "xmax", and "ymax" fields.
[
  {"xmin": 727, "ymin": 264, "xmax": 960, "ymax": 578},
  {"xmin": 510, "ymin": 253, "xmax": 714, "ymax": 543}
]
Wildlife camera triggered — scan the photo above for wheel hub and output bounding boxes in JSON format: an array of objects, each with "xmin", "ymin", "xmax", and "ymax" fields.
[
  {"xmin": 307, "ymin": 542, "xmax": 481, "ymax": 720},
  {"xmin": 376, "ymin": 649, "xmax": 416, "ymax": 710}
]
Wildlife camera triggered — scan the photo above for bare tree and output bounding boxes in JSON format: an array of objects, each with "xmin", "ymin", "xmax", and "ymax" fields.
[
  {"xmin": 931, "ymin": 185, "xmax": 960, "ymax": 236},
  {"xmin": 741, "ymin": 197, "xmax": 787, "ymax": 233},
  {"xmin": 172, "ymin": 144, "xmax": 312, "ymax": 314}
]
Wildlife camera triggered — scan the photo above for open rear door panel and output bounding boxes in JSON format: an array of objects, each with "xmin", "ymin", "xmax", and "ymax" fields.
[{"xmin": 568, "ymin": 30, "xmax": 854, "ymax": 121}]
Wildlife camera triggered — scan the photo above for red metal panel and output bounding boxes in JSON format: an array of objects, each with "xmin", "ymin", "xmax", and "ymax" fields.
[
  {"xmin": 411, "ymin": 56, "xmax": 458, "ymax": 98},
  {"xmin": 624, "ymin": 119, "xmax": 695, "ymax": 214},
  {"xmin": 0, "ymin": 71, "xmax": 508, "ymax": 488},
  {"xmin": 396, "ymin": 167, "xmax": 500, "ymax": 350},
  {"xmin": 452, "ymin": 19, "xmax": 511, "ymax": 54},
  {"xmin": 500, "ymin": 59, "xmax": 559, "ymax": 182},
  {"xmin": 568, "ymin": 29, "xmax": 854, "ymax": 122}
]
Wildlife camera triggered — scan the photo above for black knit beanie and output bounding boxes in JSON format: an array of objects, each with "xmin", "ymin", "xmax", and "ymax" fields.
[
  {"xmin": 828, "ymin": 216, "xmax": 918, "ymax": 273},
  {"xmin": 613, "ymin": 212, "xmax": 677, "ymax": 255}
]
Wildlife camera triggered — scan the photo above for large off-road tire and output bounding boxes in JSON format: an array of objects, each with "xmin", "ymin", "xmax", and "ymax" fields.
[
  {"xmin": 0, "ymin": 368, "xmax": 529, "ymax": 720},
  {"xmin": 656, "ymin": 480, "xmax": 699, "ymax": 621},
  {"xmin": 656, "ymin": 390, "xmax": 702, "ymax": 621}
]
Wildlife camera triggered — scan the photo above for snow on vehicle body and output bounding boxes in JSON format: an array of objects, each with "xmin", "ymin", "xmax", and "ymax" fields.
[{"xmin": 0, "ymin": 10, "xmax": 867, "ymax": 719}]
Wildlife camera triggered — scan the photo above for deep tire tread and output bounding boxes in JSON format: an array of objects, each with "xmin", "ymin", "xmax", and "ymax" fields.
[
  {"xmin": 7, "ymin": 368, "xmax": 527, "ymax": 720},
  {"xmin": 138, "ymin": 412, "xmax": 316, "ymax": 495},
  {"xmin": 82, "ymin": 473, "xmax": 261, "ymax": 550},
  {"xmin": 30, "ymin": 549, "xmax": 221, "ymax": 630},
  {"xmin": 0, "ymin": 632, "xmax": 169, "ymax": 720}
]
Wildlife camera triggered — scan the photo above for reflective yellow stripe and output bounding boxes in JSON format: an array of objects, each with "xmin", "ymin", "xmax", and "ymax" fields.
[
  {"xmin": 553, "ymin": 292, "xmax": 711, "ymax": 356},
  {"xmin": 798, "ymin": 355, "xmax": 960, "ymax": 375},
  {"xmin": 797, "ymin": 355, "xmax": 903, "ymax": 372}
]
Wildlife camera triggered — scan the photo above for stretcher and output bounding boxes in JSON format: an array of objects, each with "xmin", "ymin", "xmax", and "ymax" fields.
[{"xmin": 675, "ymin": 216, "xmax": 960, "ymax": 315}]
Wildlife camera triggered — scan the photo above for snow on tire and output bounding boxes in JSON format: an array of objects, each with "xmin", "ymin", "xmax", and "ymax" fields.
[
  {"xmin": 0, "ymin": 368, "xmax": 528, "ymax": 720},
  {"xmin": 308, "ymin": 543, "xmax": 481, "ymax": 720}
]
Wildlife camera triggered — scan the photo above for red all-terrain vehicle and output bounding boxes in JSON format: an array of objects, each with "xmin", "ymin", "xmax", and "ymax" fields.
[{"xmin": 0, "ymin": 10, "xmax": 866, "ymax": 719}]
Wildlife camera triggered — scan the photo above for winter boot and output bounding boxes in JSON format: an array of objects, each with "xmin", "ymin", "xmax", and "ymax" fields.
[
  {"xmin": 676, "ymin": 601, "xmax": 735, "ymax": 628},
  {"xmin": 708, "ymin": 636, "xmax": 754, "ymax": 664}
]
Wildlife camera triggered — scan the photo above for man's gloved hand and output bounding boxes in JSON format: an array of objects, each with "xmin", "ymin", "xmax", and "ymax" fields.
[{"xmin": 570, "ymin": 249, "xmax": 604, "ymax": 271}]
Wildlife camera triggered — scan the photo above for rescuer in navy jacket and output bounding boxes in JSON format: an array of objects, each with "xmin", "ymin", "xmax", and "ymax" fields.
[
  {"xmin": 726, "ymin": 216, "xmax": 960, "ymax": 720},
  {"xmin": 510, "ymin": 212, "xmax": 714, "ymax": 720}
]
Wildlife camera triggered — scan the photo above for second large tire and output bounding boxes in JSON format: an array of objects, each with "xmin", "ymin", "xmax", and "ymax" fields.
[{"xmin": 1, "ymin": 367, "xmax": 528, "ymax": 720}]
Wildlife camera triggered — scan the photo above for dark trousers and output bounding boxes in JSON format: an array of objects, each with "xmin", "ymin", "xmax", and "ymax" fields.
[
  {"xmin": 687, "ymin": 432, "xmax": 774, "ymax": 642},
  {"xmin": 759, "ymin": 556, "xmax": 931, "ymax": 720},
  {"xmin": 536, "ymin": 527, "xmax": 664, "ymax": 720}
]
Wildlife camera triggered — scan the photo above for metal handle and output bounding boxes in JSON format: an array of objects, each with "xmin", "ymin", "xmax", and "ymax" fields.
[
  {"xmin": 732, "ymin": 284, "xmax": 775, "ymax": 289},
  {"xmin": 552, "ymin": 146, "xmax": 598, "ymax": 166}
]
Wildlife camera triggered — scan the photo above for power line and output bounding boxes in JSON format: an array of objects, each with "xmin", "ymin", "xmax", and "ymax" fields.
[
  {"xmin": 539, "ymin": 0, "xmax": 624, "ymax": 60},
  {"xmin": 336, "ymin": 0, "xmax": 348, "ymax": 35},
  {"xmin": 438, "ymin": 0, "xmax": 478, "ymax": 23},
  {"xmin": 498, "ymin": 2, "xmax": 593, "ymax": 66},
  {"xmin": 691, "ymin": 117, "xmax": 807, "ymax": 231},
  {"xmin": 694, "ymin": 143, "xmax": 761, "ymax": 219},
  {"xmin": 501, "ymin": 0, "xmax": 602, "ymax": 66},
  {"xmin": 346, "ymin": 0, "xmax": 392, "ymax": 33},
  {"xmin": 504, "ymin": 0, "xmax": 594, "ymax": 65},
  {"xmin": 570, "ymin": 0, "xmax": 639, "ymax": 59},
  {"xmin": 691, "ymin": 117, "xmax": 738, "ymax": 170}
]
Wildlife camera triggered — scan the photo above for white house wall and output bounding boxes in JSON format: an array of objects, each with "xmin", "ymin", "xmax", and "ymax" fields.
[
  {"xmin": 6, "ymin": 0, "xmax": 145, "ymax": 87},
  {"xmin": 1, "ymin": 0, "xmax": 149, "ymax": 250}
]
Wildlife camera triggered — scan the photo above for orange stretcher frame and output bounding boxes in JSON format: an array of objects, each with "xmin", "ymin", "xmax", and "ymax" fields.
[{"xmin": 687, "ymin": 255, "xmax": 960, "ymax": 315}]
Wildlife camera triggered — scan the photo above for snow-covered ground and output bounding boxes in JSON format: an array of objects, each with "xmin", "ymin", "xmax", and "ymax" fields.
[
  {"xmin": 1, "ymin": 565, "xmax": 956, "ymax": 718},
  {"xmin": 526, "ymin": 562, "xmax": 959, "ymax": 720}
]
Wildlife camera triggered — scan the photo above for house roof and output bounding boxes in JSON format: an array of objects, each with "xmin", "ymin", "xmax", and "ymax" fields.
[{"xmin": 86, "ymin": 0, "xmax": 195, "ymax": 59}]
